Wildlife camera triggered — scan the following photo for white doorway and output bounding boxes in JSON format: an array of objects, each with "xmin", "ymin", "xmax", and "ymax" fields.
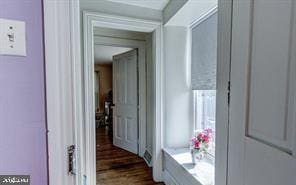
[
  {"xmin": 93, "ymin": 45, "xmax": 140, "ymax": 154},
  {"xmin": 83, "ymin": 14, "xmax": 163, "ymax": 184},
  {"xmin": 92, "ymin": 35, "xmax": 147, "ymax": 156},
  {"xmin": 44, "ymin": 5, "xmax": 163, "ymax": 184}
]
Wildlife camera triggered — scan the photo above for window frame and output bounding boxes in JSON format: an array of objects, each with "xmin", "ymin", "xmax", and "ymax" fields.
[{"xmin": 190, "ymin": 9, "xmax": 218, "ymax": 161}]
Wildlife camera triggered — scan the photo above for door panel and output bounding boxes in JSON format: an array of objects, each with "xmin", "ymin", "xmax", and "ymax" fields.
[
  {"xmin": 244, "ymin": 138, "xmax": 296, "ymax": 185},
  {"xmin": 229, "ymin": 1, "xmax": 296, "ymax": 185},
  {"xmin": 113, "ymin": 49, "xmax": 138, "ymax": 154},
  {"xmin": 116, "ymin": 117, "xmax": 123, "ymax": 138},
  {"xmin": 248, "ymin": 0, "xmax": 295, "ymax": 151}
]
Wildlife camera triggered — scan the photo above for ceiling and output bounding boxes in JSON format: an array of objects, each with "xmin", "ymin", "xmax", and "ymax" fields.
[
  {"xmin": 94, "ymin": 45, "xmax": 133, "ymax": 64},
  {"xmin": 107, "ymin": 0, "xmax": 169, "ymax": 10}
]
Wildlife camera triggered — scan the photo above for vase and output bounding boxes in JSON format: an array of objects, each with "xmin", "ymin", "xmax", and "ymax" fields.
[{"xmin": 191, "ymin": 150, "xmax": 204, "ymax": 165}]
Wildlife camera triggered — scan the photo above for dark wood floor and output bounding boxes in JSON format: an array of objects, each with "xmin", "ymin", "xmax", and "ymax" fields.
[{"xmin": 96, "ymin": 126, "xmax": 164, "ymax": 185}]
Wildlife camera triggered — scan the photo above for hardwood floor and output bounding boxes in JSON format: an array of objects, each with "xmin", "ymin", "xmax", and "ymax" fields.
[{"xmin": 96, "ymin": 126, "xmax": 164, "ymax": 185}]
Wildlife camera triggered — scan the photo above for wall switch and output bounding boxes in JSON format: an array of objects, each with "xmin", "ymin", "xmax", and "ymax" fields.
[{"xmin": 0, "ymin": 18, "xmax": 26, "ymax": 56}]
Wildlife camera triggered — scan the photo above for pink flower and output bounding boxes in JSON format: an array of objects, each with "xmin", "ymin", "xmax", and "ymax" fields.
[
  {"xmin": 198, "ymin": 132, "xmax": 205, "ymax": 140},
  {"xmin": 194, "ymin": 141, "xmax": 201, "ymax": 149},
  {"xmin": 191, "ymin": 137, "xmax": 201, "ymax": 149},
  {"xmin": 191, "ymin": 128, "xmax": 213, "ymax": 151},
  {"xmin": 203, "ymin": 135, "xmax": 210, "ymax": 143}
]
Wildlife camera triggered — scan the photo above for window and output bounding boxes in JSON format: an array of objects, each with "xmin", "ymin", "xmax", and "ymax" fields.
[
  {"xmin": 193, "ymin": 90, "xmax": 216, "ymax": 156},
  {"xmin": 191, "ymin": 11, "xmax": 217, "ymax": 158}
]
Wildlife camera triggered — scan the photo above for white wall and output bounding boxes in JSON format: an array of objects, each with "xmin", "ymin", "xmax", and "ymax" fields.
[
  {"xmin": 164, "ymin": 26, "xmax": 193, "ymax": 148},
  {"xmin": 163, "ymin": 0, "xmax": 217, "ymax": 26},
  {"xmin": 163, "ymin": 0, "xmax": 188, "ymax": 24}
]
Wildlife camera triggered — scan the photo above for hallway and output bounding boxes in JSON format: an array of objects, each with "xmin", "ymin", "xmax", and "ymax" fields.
[{"xmin": 96, "ymin": 126, "xmax": 164, "ymax": 185}]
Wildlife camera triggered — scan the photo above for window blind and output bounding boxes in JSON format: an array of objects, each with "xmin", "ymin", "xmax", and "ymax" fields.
[{"xmin": 191, "ymin": 12, "xmax": 217, "ymax": 90}]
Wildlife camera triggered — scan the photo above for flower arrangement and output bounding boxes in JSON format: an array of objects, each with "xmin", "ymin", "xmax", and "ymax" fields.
[{"xmin": 190, "ymin": 128, "xmax": 213, "ymax": 163}]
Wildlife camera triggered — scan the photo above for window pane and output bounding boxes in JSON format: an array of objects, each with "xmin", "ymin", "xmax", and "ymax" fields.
[{"xmin": 193, "ymin": 90, "xmax": 216, "ymax": 156}]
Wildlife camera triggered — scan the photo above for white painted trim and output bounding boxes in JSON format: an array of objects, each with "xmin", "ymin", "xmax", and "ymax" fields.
[
  {"xmin": 215, "ymin": 1, "xmax": 233, "ymax": 185},
  {"xmin": 43, "ymin": 1, "xmax": 83, "ymax": 185},
  {"xmin": 190, "ymin": 6, "xmax": 218, "ymax": 29},
  {"xmin": 85, "ymin": 12, "xmax": 160, "ymax": 33},
  {"xmin": 93, "ymin": 36, "xmax": 147, "ymax": 157},
  {"xmin": 83, "ymin": 12, "xmax": 96, "ymax": 185},
  {"xmin": 83, "ymin": 12, "xmax": 164, "ymax": 184},
  {"xmin": 152, "ymin": 26, "xmax": 164, "ymax": 182},
  {"xmin": 69, "ymin": 1, "xmax": 85, "ymax": 184}
]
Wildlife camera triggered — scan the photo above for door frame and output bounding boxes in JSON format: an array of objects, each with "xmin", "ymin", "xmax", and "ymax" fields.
[
  {"xmin": 43, "ymin": 0, "xmax": 84, "ymax": 185},
  {"xmin": 83, "ymin": 11, "xmax": 164, "ymax": 185},
  {"xmin": 215, "ymin": 0, "xmax": 233, "ymax": 185},
  {"xmin": 93, "ymin": 36, "xmax": 147, "ymax": 156},
  {"xmin": 44, "ymin": 4, "xmax": 163, "ymax": 184}
]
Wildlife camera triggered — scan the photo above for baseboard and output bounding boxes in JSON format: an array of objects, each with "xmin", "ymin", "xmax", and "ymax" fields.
[{"xmin": 143, "ymin": 150, "xmax": 153, "ymax": 167}]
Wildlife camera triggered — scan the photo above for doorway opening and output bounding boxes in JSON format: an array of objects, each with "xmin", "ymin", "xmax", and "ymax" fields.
[
  {"xmin": 94, "ymin": 45, "xmax": 154, "ymax": 184},
  {"xmin": 94, "ymin": 45, "xmax": 132, "ymax": 140},
  {"xmin": 82, "ymin": 12, "xmax": 163, "ymax": 185},
  {"xmin": 89, "ymin": 26, "xmax": 160, "ymax": 184}
]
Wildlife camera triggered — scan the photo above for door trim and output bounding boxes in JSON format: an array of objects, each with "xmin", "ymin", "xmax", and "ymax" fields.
[
  {"xmin": 94, "ymin": 36, "xmax": 147, "ymax": 156},
  {"xmin": 43, "ymin": 0, "xmax": 84, "ymax": 185},
  {"xmin": 83, "ymin": 11, "xmax": 164, "ymax": 184},
  {"xmin": 43, "ymin": 1, "xmax": 163, "ymax": 185},
  {"xmin": 215, "ymin": 0, "xmax": 233, "ymax": 185}
]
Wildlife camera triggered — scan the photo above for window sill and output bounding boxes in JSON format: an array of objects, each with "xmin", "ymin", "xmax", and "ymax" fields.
[{"xmin": 163, "ymin": 148, "xmax": 215, "ymax": 185}]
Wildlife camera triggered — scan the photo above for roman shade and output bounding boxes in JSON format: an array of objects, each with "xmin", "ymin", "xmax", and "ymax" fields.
[{"xmin": 191, "ymin": 12, "xmax": 217, "ymax": 90}]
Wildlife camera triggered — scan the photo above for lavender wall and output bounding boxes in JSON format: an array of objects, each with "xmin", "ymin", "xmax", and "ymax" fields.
[{"xmin": 0, "ymin": 1, "xmax": 48, "ymax": 185}]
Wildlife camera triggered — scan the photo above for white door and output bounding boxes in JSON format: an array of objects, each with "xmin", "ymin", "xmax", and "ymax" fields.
[
  {"xmin": 113, "ymin": 49, "xmax": 138, "ymax": 154},
  {"xmin": 228, "ymin": 1, "xmax": 296, "ymax": 185}
]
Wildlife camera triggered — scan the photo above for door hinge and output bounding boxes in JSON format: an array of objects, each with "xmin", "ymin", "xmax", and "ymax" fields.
[
  {"xmin": 68, "ymin": 145, "xmax": 76, "ymax": 175},
  {"xmin": 227, "ymin": 81, "xmax": 231, "ymax": 106}
]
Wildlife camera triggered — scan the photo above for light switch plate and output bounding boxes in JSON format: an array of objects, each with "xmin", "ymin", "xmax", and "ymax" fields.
[{"xmin": 0, "ymin": 18, "xmax": 26, "ymax": 56}]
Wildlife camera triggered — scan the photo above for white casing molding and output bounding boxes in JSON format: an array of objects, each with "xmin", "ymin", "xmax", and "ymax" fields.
[
  {"xmin": 83, "ymin": 11, "xmax": 164, "ymax": 184},
  {"xmin": 43, "ymin": 0, "xmax": 84, "ymax": 185},
  {"xmin": 215, "ymin": 0, "xmax": 233, "ymax": 185}
]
